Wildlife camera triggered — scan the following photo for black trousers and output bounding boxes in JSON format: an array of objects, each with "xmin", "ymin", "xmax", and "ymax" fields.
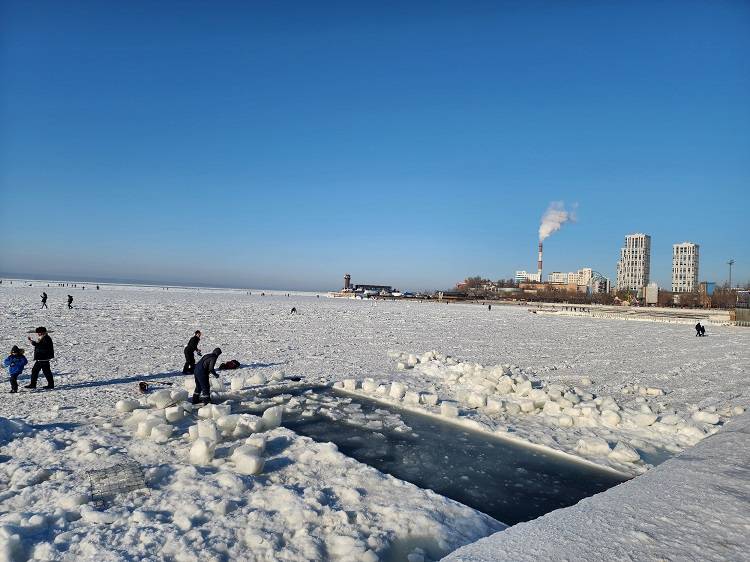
[
  {"xmin": 10, "ymin": 373, "xmax": 19, "ymax": 392},
  {"xmin": 30, "ymin": 361, "xmax": 54, "ymax": 388},
  {"xmin": 192, "ymin": 371, "xmax": 211, "ymax": 404},
  {"xmin": 183, "ymin": 349, "xmax": 196, "ymax": 374}
]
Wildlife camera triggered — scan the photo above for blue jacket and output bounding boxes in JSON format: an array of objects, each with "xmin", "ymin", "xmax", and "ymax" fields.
[{"xmin": 4, "ymin": 355, "xmax": 28, "ymax": 376}]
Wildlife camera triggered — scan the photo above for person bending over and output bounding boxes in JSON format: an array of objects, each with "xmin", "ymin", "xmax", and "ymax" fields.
[{"xmin": 192, "ymin": 347, "xmax": 222, "ymax": 405}]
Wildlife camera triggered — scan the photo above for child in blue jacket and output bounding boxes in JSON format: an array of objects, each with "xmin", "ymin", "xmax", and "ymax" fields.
[{"xmin": 4, "ymin": 346, "xmax": 28, "ymax": 393}]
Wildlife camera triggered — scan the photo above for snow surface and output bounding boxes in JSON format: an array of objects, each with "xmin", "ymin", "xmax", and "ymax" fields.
[{"xmin": 1, "ymin": 282, "xmax": 749, "ymax": 561}]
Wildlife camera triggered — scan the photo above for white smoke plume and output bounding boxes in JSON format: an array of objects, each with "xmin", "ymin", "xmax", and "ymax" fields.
[{"xmin": 538, "ymin": 201, "xmax": 577, "ymax": 241}]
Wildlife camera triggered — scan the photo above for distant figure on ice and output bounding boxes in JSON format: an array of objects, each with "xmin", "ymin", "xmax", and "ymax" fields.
[
  {"xmin": 183, "ymin": 330, "xmax": 202, "ymax": 374},
  {"xmin": 26, "ymin": 327, "xmax": 54, "ymax": 390},
  {"xmin": 290, "ymin": 307, "xmax": 297, "ymax": 314},
  {"xmin": 192, "ymin": 347, "xmax": 222, "ymax": 405},
  {"xmin": 488, "ymin": 304, "xmax": 492, "ymax": 311},
  {"xmin": 4, "ymin": 346, "xmax": 28, "ymax": 394},
  {"xmin": 40, "ymin": 292, "xmax": 48, "ymax": 309},
  {"xmin": 67, "ymin": 295, "xmax": 73, "ymax": 309},
  {"xmin": 695, "ymin": 322, "xmax": 703, "ymax": 336}
]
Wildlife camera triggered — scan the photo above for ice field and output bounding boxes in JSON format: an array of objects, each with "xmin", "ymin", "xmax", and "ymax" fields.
[{"xmin": 1, "ymin": 281, "xmax": 749, "ymax": 561}]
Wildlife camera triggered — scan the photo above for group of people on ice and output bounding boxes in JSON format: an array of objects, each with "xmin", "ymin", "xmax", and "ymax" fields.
[
  {"xmin": 4, "ymin": 327, "xmax": 222, "ymax": 398},
  {"xmin": 181, "ymin": 330, "xmax": 223, "ymax": 406},
  {"xmin": 40, "ymin": 292, "xmax": 74, "ymax": 309},
  {"xmin": 4, "ymin": 327, "xmax": 55, "ymax": 393}
]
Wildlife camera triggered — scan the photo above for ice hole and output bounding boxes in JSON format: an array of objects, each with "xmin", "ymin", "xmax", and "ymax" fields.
[{"xmin": 252, "ymin": 386, "xmax": 629, "ymax": 526}]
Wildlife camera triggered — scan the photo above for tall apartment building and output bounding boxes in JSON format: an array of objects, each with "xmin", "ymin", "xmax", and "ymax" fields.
[
  {"xmin": 672, "ymin": 242, "xmax": 699, "ymax": 293},
  {"xmin": 616, "ymin": 233, "xmax": 651, "ymax": 291}
]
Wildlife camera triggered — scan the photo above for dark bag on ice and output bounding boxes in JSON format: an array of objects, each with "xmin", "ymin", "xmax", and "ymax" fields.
[{"xmin": 219, "ymin": 359, "xmax": 241, "ymax": 370}]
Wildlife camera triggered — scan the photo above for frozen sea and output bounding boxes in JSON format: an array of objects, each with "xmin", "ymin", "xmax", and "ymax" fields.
[{"xmin": 1, "ymin": 281, "xmax": 749, "ymax": 561}]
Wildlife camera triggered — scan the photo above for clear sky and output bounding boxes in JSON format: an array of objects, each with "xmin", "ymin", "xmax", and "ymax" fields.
[{"xmin": 1, "ymin": 1, "xmax": 748, "ymax": 291}]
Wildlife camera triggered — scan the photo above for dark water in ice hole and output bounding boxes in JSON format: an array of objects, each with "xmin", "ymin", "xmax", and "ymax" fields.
[{"xmin": 259, "ymin": 387, "xmax": 630, "ymax": 526}]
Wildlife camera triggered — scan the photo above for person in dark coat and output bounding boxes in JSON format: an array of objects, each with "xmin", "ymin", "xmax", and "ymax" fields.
[
  {"xmin": 183, "ymin": 330, "xmax": 202, "ymax": 374},
  {"xmin": 4, "ymin": 346, "xmax": 28, "ymax": 393},
  {"xmin": 67, "ymin": 295, "xmax": 73, "ymax": 309},
  {"xmin": 40, "ymin": 292, "xmax": 48, "ymax": 309},
  {"xmin": 25, "ymin": 327, "xmax": 54, "ymax": 389},
  {"xmin": 192, "ymin": 347, "xmax": 222, "ymax": 405},
  {"xmin": 695, "ymin": 322, "xmax": 703, "ymax": 337}
]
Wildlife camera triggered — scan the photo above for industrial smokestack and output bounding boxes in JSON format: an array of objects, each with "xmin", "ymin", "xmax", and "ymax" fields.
[{"xmin": 537, "ymin": 242, "xmax": 543, "ymax": 280}]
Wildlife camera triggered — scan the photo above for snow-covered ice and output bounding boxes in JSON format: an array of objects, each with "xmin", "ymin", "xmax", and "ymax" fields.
[{"xmin": 1, "ymin": 283, "xmax": 748, "ymax": 561}]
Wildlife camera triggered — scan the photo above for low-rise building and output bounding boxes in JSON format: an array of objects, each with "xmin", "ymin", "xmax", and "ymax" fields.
[
  {"xmin": 645, "ymin": 282, "xmax": 659, "ymax": 305},
  {"xmin": 547, "ymin": 272, "xmax": 568, "ymax": 284},
  {"xmin": 516, "ymin": 270, "xmax": 541, "ymax": 283}
]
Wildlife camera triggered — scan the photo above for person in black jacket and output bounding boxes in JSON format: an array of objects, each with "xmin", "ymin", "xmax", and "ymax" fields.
[
  {"xmin": 25, "ymin": 326, "xmax": 54, "ymax": 389},
  {"xmin": 183, "ymin": 330, "xmax": 202, "ymax": 374},
  {"xmin": 67, "ymin": 295, "xmax": 73, "ymax": 309},
  {"xmin": 192, "ymin": 347, "xmax": 222, "ymax": 405},
  {"xmin": 40, "ymin": 292, "xmax": 48, "ymax": 309}
]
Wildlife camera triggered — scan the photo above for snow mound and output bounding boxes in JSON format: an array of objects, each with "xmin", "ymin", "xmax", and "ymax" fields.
[{"xmin": 0, "ymin": 416, "xmax": 31, "ymax": 445}]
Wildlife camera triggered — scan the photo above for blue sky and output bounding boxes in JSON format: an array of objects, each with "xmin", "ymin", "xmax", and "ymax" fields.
[{"xmin": 1, "ymin": 1, "xmax": 748, "ymax": 291}]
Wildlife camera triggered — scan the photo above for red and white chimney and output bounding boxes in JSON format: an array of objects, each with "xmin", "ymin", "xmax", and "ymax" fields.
[{"xmin": 537, "ymin": 242, "xmax": 543, "ymax": 280}]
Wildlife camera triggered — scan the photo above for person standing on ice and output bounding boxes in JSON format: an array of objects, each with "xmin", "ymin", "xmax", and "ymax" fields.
[
  {"xmin": 192, "ymin": 347, "xmax": 222, "ymax": 405},
  {"xmin": 67, "ymin": 295, "xmax": 73, "ymax": 309},
  {"xmin": 183, "ymin": 330, "xmax": 202, "ymax": 374},
  {"xmin": 695, "ymin": 322, "xmax": 703, "ymax": 337},
  {"xmin": 25, "ymin": 327, "xmax": 54, "ymax": 390},
  {"xmin": 4, "ymin": 346, "xmax": 28, "ymax": 394},
  {"xmin": 40, "ymin": 292, "xmax": 48, "ymax": 309}
]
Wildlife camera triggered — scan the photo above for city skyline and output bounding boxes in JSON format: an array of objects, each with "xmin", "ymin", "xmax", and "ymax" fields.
[{"xmin": 1, "ymin": 1, "xmax": 748, "ymax": 291}]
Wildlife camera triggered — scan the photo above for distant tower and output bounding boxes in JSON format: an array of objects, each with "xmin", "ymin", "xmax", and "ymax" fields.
[{"xmin": 344, "ymin": 274, "xmax": 351, "ymax": 290}]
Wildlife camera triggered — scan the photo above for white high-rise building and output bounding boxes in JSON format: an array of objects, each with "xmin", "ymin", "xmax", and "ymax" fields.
[
  {"xmin": 616, "ymin": 233, "xmax": 651, "ymax": 291},
  {"xmin": 672, "ymin": 242, "xmax": 699, "ymax": 293}
]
